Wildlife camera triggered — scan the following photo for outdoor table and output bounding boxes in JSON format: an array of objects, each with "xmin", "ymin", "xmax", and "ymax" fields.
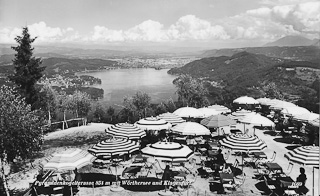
[
  {"xmin": 123, "ymin": 166, "xmax": 141, "ymax": 175},
  {"xmin": 208, "ymin": 150, "xmax": 219, "ymax": 158},
  {"xmin": 219, "ymin": 172, "xmax": 234, "ymax": 183},
  {"xmin": 276, "ymin": 176, "xmax": 294, "ymax": 189},
  {"xmin": 133, "ymin": 154, "xmax": 147, "ymax": 163},
  {"xmin": 230, "ymin": 129, "xmax": 242, "ymax": 134},
  {"xmin": 253, "ymin": 151, "xmax": 267, "ymax": 165},
  {"xmin": 265, "ymin": 163, "xmax": 283, "ymax": 175}
]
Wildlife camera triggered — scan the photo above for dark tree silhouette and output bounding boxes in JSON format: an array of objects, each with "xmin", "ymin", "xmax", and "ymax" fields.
[{"xmin": 8, "ymin": 27, "xmax": 45, "ymax": 108}]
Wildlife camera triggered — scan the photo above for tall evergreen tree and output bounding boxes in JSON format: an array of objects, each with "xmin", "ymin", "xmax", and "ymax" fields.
[{"xmin": 8, "ymin": 27, "xmax": 45, "ymax": 108}]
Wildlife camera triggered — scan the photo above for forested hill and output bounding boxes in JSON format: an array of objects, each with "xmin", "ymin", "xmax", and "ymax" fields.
[
  {"xmin": 0, "ymin": 56, "xmax": 118, "ymax": 76},
  {"xmin": 168, "ymin": 51, "xmax": 320, "ymax": 112},
  {"xmin": 199, "ymin": 46, "xmax": 320, "ymax": 61}
]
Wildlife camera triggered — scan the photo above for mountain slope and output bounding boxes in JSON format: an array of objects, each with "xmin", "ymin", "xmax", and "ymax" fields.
[
  {"xmin": 264, "ymin": 35, "xmax": 314, "ymax": 47},
  {"xmin": 168, "ymin": 52, "xmax": 320, "ymax": 106}
]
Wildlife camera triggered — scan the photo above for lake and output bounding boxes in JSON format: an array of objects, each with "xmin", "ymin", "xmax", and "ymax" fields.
[{"xmin": 77, "ymin": 68, "xmax": 178, "ymax": 106}]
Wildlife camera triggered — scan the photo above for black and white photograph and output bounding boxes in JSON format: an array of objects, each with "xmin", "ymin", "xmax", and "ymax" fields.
[{"xmin": 0, "ymin": 0, "xmax": 319, "ymax": 195}]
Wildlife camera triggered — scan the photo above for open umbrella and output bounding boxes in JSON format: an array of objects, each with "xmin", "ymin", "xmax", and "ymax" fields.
[
  {"xmin": 170, "ymin": 122, "xmax": 210, "ymax": 136},
  {"xmin": 198, "ymin": 107, "xmax": 221, "ymax": 118},
  {"xmin": 239, "ymin": 113, "xmax": 275, "ymax": 135},
  {"xmin": 229, "ymin": 110, "xmax": 254, "ymax": 121},
  {"xmin": 157, "ymin": 112, "xmax": 186, "ymax": 126},
  {"xmin": 284, "ymin": 145, "xmax": 319, "ymax": 166},
  {"xmin": 200, "ymin": 114, "xmax": 236, "ymax": 128},
  {"xmin": 219, "ymin": 134, "xmax": 267, "ymax": 170},
  {"xmin": 309, "ymin": 118, "xmax": 319, "ymax": 127},
  {"xmin": 292, "ymin": 113, "xmax": 319, "ymax": 123},
  {"xmin": 141, "ymin": 141, "xmax": 194, "ymax": 162},
  {"xmin": 44, "ymin": 148, "xmax": 96, "ymax": 196},
  {"xmin": 173, "ymin": 106, "xmax": 203, "ymax": 118},
  {"xmin": 256, "ymin": 97, "xmax": 272, "ymax": 105},
  {"xmin": 269, "ymin": 101, "xmax": 296, "ymax": 110},
  {"xmin": 135, "ymin": 117, "xmax": 172, "ymax": 131},
  {"xmin": 233, "ymin": 96, "xmax": 259, "ymax": 105},
  {"xmin": 281, "ymin": 106, "xmax": 310, "ymax": 117},
  {"xmin": 219, "ymin": 134, "xmax": 267, "ymax": 152},
  {"xmin": 106, "ymin": 123, "xmax": 146, "ymax": 140},
  {"xmin": 208, "ymin": 105, "xmax": 231, "ymax": 114},
  {"xmin": 88, "ymin": 136, "xmax": 140, "ymax": 157},
  {"xmin": 44, "ymin": 148, "xmax": 96, "ymax": 171}
]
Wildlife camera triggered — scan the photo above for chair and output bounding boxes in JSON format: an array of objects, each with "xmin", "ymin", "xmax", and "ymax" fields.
[
  {"xmin": 274, "ymin": 129, "xmax": 282, "ymax": 136},
  {"xmin": 243, "ymin": 151, "xmax": 255, "ymax": 168},
  {"xmin": 223, "ymin": 173, "xmax": 246, "ymax": 194},
  {"xmin": 284, "ymin": 162, "xmax": 293, "ymax": 176},
  {"xmin": 260, "ymin": 151, "xmax": 276, "ymax": 164},
  {"xmin": 263, "ymin": 176, "xmax": 279, "ymax": 196},
  {"xmin": 254, "ymin": 164, "xmax": 269, "ymax": 180}
]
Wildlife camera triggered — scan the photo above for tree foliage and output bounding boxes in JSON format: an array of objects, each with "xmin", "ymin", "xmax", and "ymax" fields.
[
  {"xmin": 120, "ymin": 91, "xmax": 151, "ymax": 123},
  {"xmin": 8, "ymin": 27, "xmax": 45, "ymax": 108},
  {"xmin": 262, "ymin": 82, "xmax": 284, "ymax": 100},
  {"xmin": 0, "ymin": 86, "xmax": 45, "ymax": 162},
  {"xmin": 173, "ymin": 74, "xmax": 209, "ymax": 108}
]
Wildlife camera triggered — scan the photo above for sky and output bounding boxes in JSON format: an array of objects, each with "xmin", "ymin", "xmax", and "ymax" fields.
[{"xmin": 0, "ymin": 0, "xmax": 319, "ymax": 49}]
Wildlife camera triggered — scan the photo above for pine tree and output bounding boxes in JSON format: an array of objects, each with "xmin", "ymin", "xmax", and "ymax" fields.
[{"xmin": 8, "ymin": 27, "xmax": 45, "ymax": 108}]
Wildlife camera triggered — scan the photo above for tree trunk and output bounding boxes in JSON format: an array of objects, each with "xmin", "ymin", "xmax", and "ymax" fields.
[
  {"xmin": 0, "ymin": 158, "xmax": 10, "ymax": 196},
  {"xmin": 48, "ymin": 110, "xmax": 51, "ymax": 126},
  {"xmin": 64, "ymin": 111, "xmax": 68, "ymax": 129}
]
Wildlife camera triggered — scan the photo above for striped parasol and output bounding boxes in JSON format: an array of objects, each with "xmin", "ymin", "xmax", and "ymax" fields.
[
  {"xmin": 135, "ymin": 117, "xmax": 172, "ymax": 131},
  {"xmin": 141, "ymin": 141, "xmax": 194, "ymax": 162},
  {"xmin": 219, "ymin": 134, "xmax": 267, "ymax": 152},
  {"xmin": 170, "ymin": 122, "xmax": 210, "ymax": 136},
  {"xmin": 284, "ymin": 146, "xmax": 319, "ymax": 166},
  {"xmin": 88, "ymin": 136, "xmax": 140, "ymax": 157},
  {"xmin": 106, "ymin": 123, "xmax": 146, "ymax": 140},
  {"xmin": 44, "ymin": 148, "xmax": 96, "ymax": 171},
  {"xmin": 157, "ymin": 112, "xmax": 186, "ymax": 126}
]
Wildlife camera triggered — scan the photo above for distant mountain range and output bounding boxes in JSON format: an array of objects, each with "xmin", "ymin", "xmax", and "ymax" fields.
[
  {"xmin": 264, "ymin": 35, "xmax": 319, "ymax": 47},
  {"xmin": 168, "ymin": 51, "xmax": 320, "ymax": 110},
  {"xmin": 200, "ymin": 35, "xmax": 320, "ymax": 60},
  {"xmin": 199, "ymin": 45, "xmax": 320, "ymax": 60}
]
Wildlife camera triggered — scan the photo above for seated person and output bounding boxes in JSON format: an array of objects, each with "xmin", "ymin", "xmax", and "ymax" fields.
[
  {"xmin": 296, "ymin": 167, "xmax": 308, "ymax": 194},
  {"xmin": 216, "ymin": 149, "xmax": 226, "ymax": 165}
]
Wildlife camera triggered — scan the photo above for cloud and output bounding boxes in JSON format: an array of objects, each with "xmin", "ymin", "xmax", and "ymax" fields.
[
  {"xmin": 168, "ymin": 15, "xmax": 230, "ymax": 40},
  {"xmin": 0, "ymin": 1, "xmax": 319, "ymax": 45},
  {"xmin": 221, "ymin": 1, "xmax": 320, "ymax": 40},
  {"xmin": 0, "ymin": 22, "xmax": 74, "ymax": 43}
]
